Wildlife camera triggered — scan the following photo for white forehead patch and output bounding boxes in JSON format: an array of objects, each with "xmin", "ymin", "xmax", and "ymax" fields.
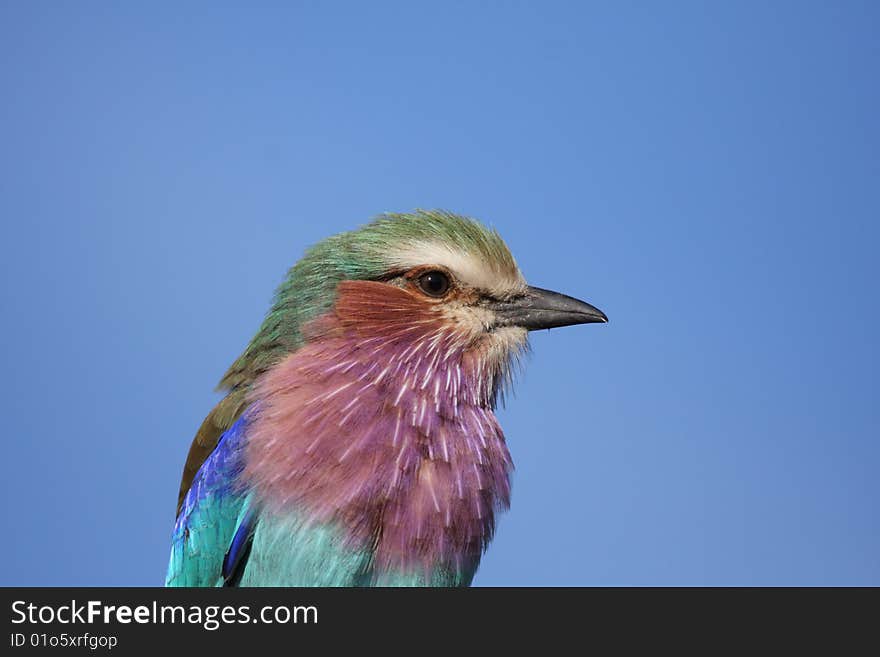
[{"xmin": 391, "ymin": 241, "xmax": 526, "ymax": 297}]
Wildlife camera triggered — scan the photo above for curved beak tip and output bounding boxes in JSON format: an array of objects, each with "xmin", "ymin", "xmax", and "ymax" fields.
[{"xmin": 490, "ymin": 286, "xmax": 609, "ymax": 331}]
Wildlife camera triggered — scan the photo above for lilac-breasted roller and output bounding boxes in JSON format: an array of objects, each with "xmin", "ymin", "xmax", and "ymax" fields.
[{"xmin": 166, "ymin": 210, "xmax": 607, "ymax": 586}]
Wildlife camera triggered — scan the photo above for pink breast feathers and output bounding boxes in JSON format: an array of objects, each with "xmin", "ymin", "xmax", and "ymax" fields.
[{"xmin": 243, "ymin": 281, "xmax": 514, "ymax": 572}]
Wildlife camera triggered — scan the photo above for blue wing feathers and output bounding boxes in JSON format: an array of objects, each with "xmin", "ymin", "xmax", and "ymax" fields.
[
  {"xmin": 222, "ymin": 507, "xmax": 257, "ymax": 586},
  {"xmin": 165, "ymin": 412, "xmax": 252, "ymax": 587}
]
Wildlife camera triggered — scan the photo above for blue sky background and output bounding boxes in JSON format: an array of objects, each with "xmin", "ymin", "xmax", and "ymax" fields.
[{"xmin": 1, "ymin": 2, "xmax": 877, "ymax": 586}]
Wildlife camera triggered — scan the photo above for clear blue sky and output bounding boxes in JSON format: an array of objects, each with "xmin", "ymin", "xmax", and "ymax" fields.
[{"xmin": 1, "ymin": 2, "xmax": 877, "ymax": 586}]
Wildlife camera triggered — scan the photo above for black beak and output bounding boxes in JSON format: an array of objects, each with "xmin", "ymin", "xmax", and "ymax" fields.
[{"xmin": 489, "ymin": 286, "xmax": 608, "ymax": 331}]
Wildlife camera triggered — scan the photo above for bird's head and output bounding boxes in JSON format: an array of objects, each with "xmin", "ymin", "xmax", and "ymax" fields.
[{"xmin": 228, "ymin": 210, "xmax": 606, "ymax": 407}]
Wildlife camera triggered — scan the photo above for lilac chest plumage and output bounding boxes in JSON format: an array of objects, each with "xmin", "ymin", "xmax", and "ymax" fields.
[{"xmin": 243, "ymin": 281, "xmax": 513, "ymax": 573}]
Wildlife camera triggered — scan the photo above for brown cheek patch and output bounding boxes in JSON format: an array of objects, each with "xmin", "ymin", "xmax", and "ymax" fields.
[{"xmin": 333, "ymin": 280, "xmax": 445, "ymax": 335}]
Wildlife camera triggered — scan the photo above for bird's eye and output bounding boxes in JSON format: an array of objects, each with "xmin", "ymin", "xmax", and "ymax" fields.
[{"xmin": 416, "ymin": 270, "xmax": 451, "ymax": 298}]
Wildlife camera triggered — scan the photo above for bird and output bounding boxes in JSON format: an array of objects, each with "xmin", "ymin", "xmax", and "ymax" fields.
[{"xmin": 166, "ymin": 210, "xmax": 607, "ymax": 586}]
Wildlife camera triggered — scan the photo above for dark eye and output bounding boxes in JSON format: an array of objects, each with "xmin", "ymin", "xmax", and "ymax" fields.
[{"xmin": 416, "ymin": 270, "xmax": 451, "ymax": 297}]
